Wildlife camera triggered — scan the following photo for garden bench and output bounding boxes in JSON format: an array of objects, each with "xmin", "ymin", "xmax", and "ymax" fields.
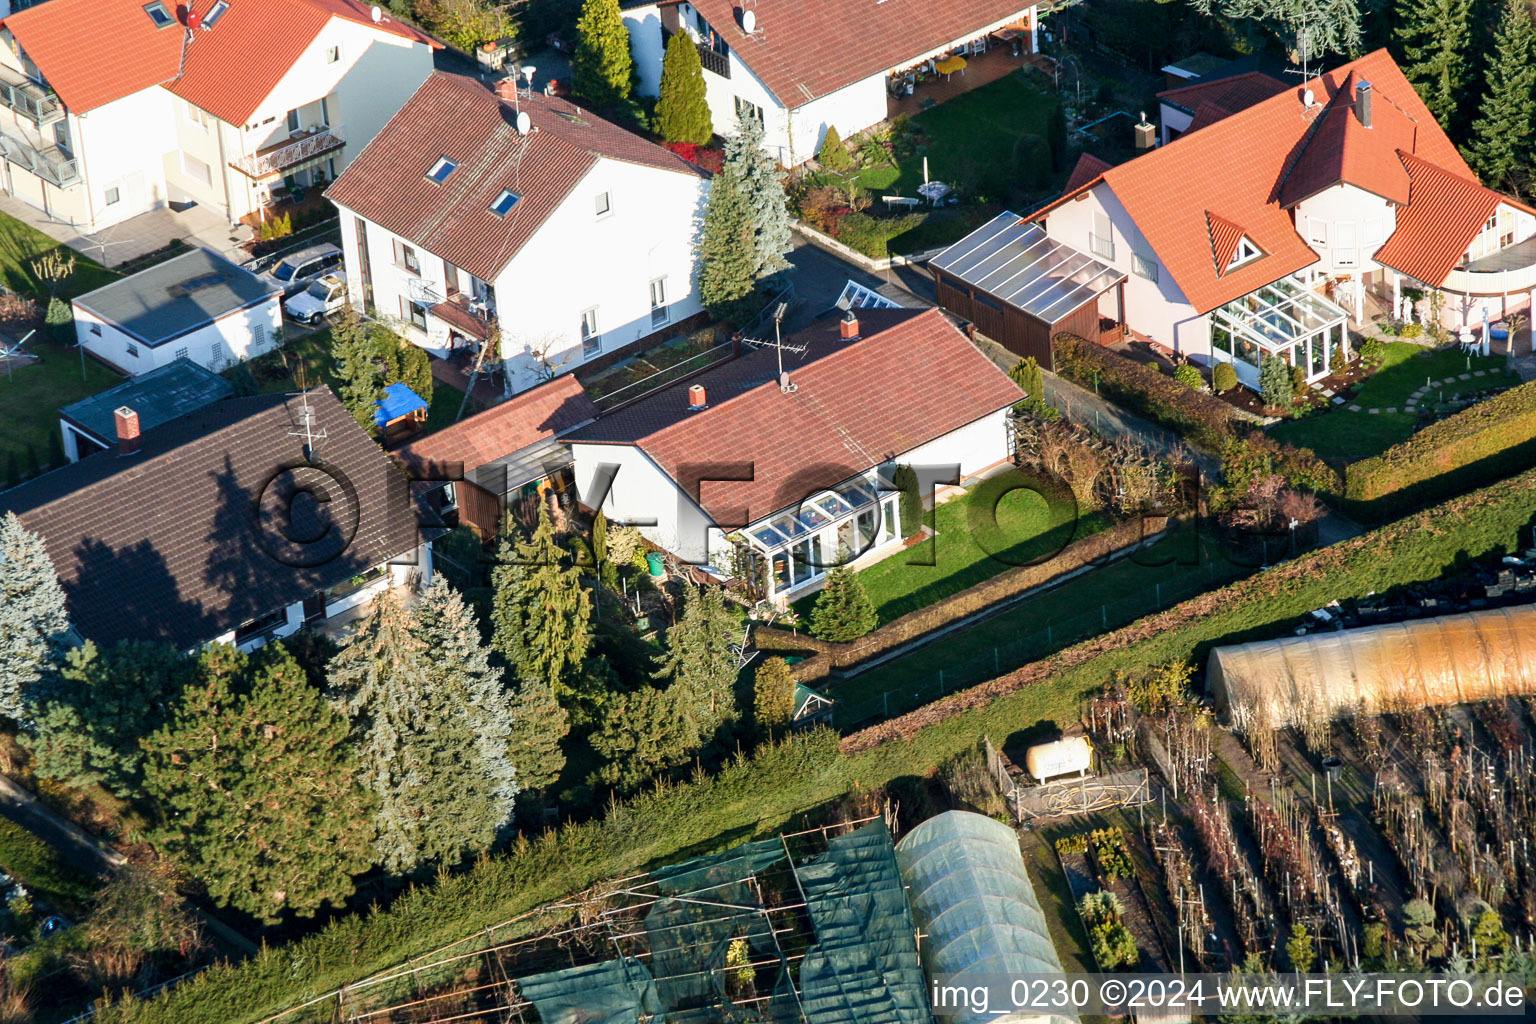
[{"xmin": 882, "ymin": 196, "xmax": 920, "ymax": 210}]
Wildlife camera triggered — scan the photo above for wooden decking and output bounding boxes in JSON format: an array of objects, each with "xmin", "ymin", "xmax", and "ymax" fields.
[{"xmin": 887, "ymin": 46, "xmax": 1053, "ymax": 120}]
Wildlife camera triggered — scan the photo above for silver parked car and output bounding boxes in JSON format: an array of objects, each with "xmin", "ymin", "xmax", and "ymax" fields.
[{"xmin": 262, "ymin": 242, "xmax": 343, "ymax": 297}]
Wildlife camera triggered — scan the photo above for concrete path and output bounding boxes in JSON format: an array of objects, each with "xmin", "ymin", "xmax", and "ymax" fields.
[{"xmin": 0, "ymin": 192, "xmax": 248, "ymax": 266}]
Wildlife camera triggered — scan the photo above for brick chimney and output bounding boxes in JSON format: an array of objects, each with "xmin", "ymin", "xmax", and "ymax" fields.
[
  {"xmin": 494, "ymin": 76, "xmax": 519, "ymax": 103},
  {"xmin": 114, "ymin": 405, "xmax": 141, "ymax": 455},
  {"xmin": 687, "ymin": 383, "xmax": 707, "ymax": 410},
  {"xmin": 1355, "ymin": 80, "xmax": 1372, "ymax": 128},
  {"xmin": 839, "ymin": 309, "xmax": 861, "ymax": 341}
]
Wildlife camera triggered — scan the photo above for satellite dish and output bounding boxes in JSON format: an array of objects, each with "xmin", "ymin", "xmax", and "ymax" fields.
[
  {"xmin": 515, "ymin": 110, "xmax": 531, "ymax": 135},
  {"xmin": 741, "ymin": 8, "xmax": 755, "ymax": 32},
  {"xmin": 370, "ymin": 4, "xmax": 381, "ymax": 22},
  {"xmin": 1302, "ymin": 88, "xmax": 1315, "ymax": 107}
]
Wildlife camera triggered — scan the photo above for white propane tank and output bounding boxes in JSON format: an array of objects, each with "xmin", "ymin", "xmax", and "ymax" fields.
[{"xmin": 1024, "ymin": 736, "xmax": 1093, "ymax": 782}]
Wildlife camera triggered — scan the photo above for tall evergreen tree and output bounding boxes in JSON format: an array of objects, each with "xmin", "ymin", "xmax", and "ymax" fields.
[
  {"xmin": 697, "ymin": 170, "xmax": 760, "ymax": 324},
  {"xmin": 1395, "ymin": 0, "xmax": 1475, "ymax": 130},
  {"xmin": 809, "ymin": 563, "xmax": 878, "ymax": 642},
  {"xmin": 506, "ymin": 677, "xmax": 568, "ymax": 794},
  {"xmin": 329, "ymin": 583, "xmax": 517, "ymax": 874},
  {"xmin": 1190, "ymin": 0, "xmax": 1361, "ymax": 64},
  {"xmin": 25, "ymin": 640, "xmax": 191, "ymax": 798},
  {"xmin": 141, "ymin": 644, "xmax": 374, "ymax": 923},
  {"xmin": 572, "ymin": 0, "xmax": 633, "ymax": 110},
  {"xmin": 491, "ymin": 507, "xmax": 593, "ymax": 701},
  {"xmin": 653, "ymin": 584, "xmax": 740, "ymax": 739},
  {"xmin": 0, "ymin": 512, "xmax": 70, "ymax": 724},
  {"xmin": 1467, "ymin": 0, "xmax": 1536, "ymax": 190},
  {"xmin": 589, "ymin": 685, "xmax": 697, "ymax": 794},
  {"xmin": 724, "ymin": 113, "xmax": 793, "ymax": 279},
  {"xmin": 656, "ymin": 31, "xmax": 712, "ymax": 145},
  {"xmin": 752, "ymin": 656, "xmax": 796, "ymax": 731},
  {"xmin": 330, "ymin": 305, "xmax": 383, "ymax": 431}
]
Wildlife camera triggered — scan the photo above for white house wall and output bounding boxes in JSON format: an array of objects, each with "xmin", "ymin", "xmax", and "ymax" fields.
[
  {"xmin": 68, "ymin": 88, "xmax": 179, "ymax": 229},
  {"xmin": 900, "ymin": 407, "xmax": 1013, "ymax": 480},
  {"xmin": 1292, "ymin": 183, "xmax": 1395, "ymax": 275},
  {"xmin": 622, "ymin": 3, "xmax": 667, "ymax": 97},
  {"xmin": 570, "ymin": 441, "xmax": 716, "ymax": 564},
  {"xmin": 71, "ymin": 296, "xmax": 282, "ymax": 376}
]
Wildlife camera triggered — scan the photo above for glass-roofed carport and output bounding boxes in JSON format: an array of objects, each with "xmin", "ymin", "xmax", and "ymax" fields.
[{"xmin": 1211, "ymin": 275, "xmax": 1351, "ymax": 390}]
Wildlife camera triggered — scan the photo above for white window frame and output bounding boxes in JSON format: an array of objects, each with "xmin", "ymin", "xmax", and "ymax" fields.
[
  {"xmin": 104, "ymin": 186, "xmax": 120, "ymax": 206},
  {"xmin": 210, "ymin": 340, "xmax": 225, "ymax": 367},
  {"xmin": 650, "ymin": 277, "xmax": 668, "ymax": 326},
  {"xmin": 595, "ymin": 191, "xmax": 612, "ymax": 217},
  {"xmin": 1228, "ymin": 236, "xmax": 1262, "ymax": 270},
  {"xmin": 1307, "ymin": 217, "xmax": 1327, "ymax": 247},
  {"xmin": 1090, "ymin": 211, "xmax": 1114, "ymax": 261},
  {"xmin": 143, "ymin": 1, "xmax": 173, "ymax": 28},
  {"xmin": 580, "ymin": 307, "xmax": 601, "ymax": 356},
  {"xmin": 326, "ymin": 43, "xmax": 342, "ymax": 64},
  {"xmin": 202, "ymin": 0, "xmax": 230, "ymax": 26},
  {"xmin": 126, "ymin": 342, "xmax": 139, "ymax": 357},
  {"xmin": 182, "ymin": 152, "xmax": 212, "ymax": 186},
  {"xmin": 426, "ymin": 156, "xmax": 456, "ymax": 183},
  {"xmin": 185, "ymin": 100, "xmax": 210, "ymax": 131},
  {"xmin": 490, "ymin": 189, "xmax": 520, "ymax": 217},
  {"xmin": 1131, "ymin": 252, "xmax": 1157, "ymax": 282},
  {"xmin": 174, "ymin": 346, "xmax": 189, "ymax": 361}
]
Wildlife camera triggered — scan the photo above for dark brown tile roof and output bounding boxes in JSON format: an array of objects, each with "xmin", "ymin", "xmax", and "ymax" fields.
[
  {"xmin": 0, "ymin": 388, "xmax": 419, "ymax": 650},
  {"xmin": 325, "ymin": 72, "xmax": 705, "ymax": 283},
  {"xmin": 1157, "ymin": 70, "xmax": 1289, "ymax": 117},
  {"xmin": 395, "ymin": 373, "xmax": 598, "ymax": 475},
  {"xmin": 685, "ymin": 0, "xmax": 1035, "ymax": 108},
  {"xmin": 568, "ymin": 308, "xmax": 1023, "ymax": 526}
]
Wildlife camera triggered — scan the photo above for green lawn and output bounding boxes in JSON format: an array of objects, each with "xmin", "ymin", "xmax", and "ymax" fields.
[
  {"xmin": 0, "ymin": 346, "xmax": 123, "ymax": 484},
  {"xmin": 796, "ymin": 470, "xmax": 1101, "ymax": 627},
  {"xmin": 0, "ymin": 212, "xmax": 117, "ymax": 300},
  {"xmin": 1268, "ymin": 342, "xmax": 1519, "ymax": 461}
]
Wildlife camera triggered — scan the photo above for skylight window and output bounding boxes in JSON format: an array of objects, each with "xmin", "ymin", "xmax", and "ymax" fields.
[
  {"xmin": 201, "ymin": 0, "xmax": 230, "ymax": 27},
  {"xmin": 143, "ymin": 1, "xmax": 174, "ymax": 28},
  {"xmin": 426, "ymin": 156, "xmax": 457, "ymax": 184},
  {"xmin": 489, "ymin": 189, "xmax": 520, "ymax": 217}
]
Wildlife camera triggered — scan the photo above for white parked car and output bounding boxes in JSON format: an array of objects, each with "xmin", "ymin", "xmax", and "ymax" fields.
[{"xmin": 283, "ymin": 275, "xmax": 348, "ymax": 325}]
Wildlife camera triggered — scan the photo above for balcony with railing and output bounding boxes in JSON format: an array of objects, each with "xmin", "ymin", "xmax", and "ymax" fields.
[
  {"xmin": 0, "ymin": 64, "xmax": 62, "ymax": 126},
  {"xmin": 660, "ymin": 26, "xmax": 730, "ymax": 79},
  {"xmin": 0, "ymin": 127, "xmax": 77, "ymax": 187},
  {"xmin": 230, "ymin": 123, "xmax": 345, "ymax": 180},
  {"xmin": 1442, "ymin": 234, "xmax": 1536, "ymax": 295}
]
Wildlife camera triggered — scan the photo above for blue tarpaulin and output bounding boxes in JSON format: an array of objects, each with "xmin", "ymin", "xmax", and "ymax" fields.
[{"xmin": 374, "ymin": 382, "xmax": 427, "ymax": 427}]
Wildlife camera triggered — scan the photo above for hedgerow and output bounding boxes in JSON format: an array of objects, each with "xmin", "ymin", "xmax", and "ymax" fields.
[
  {"xmin": 1344, "ymin": 378, "xmax": 1536, "ymax": 518},
  {"xmin": 98, "ymin": 468, "xmax": 1536, "ymax": 1024}
]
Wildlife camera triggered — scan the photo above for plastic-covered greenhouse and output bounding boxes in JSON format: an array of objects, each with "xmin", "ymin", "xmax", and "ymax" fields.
[
  {"xmin": 1208, "ymin": 605, "xmax": 1536, "ymax": 731},
  {"xmin": 895, "ymin": 811, "xmax": 1078, "ymax": 1024}
]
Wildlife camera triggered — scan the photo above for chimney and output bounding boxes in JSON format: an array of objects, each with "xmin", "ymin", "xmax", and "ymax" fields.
[
  {"xmin": 687, "ymin": 383, "xmax": 707, "ymax": 410},
  {"xmin": 114, "ymin": 406, "xmax": 141, "ymax": 455},
  {"xmin": 839, "ymin": 309, "xmax": 861, "ymax": 341},
  {"xmin": 1355, "ymin": 80, "xmax": 1372, "ymax": 128},
  {"xmin": 494, "ymin": 76, "xmax": 519, "ymax": 103}
]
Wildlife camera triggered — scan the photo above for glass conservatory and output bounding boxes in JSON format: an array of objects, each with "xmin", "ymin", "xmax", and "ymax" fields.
[
  {"xmin": 1211, "ymin": 275, "xmax": 1351, "ymax": 390},
  {"xmin": 742, "ymin": 471, "xmax": 901, "ymax": 603}
]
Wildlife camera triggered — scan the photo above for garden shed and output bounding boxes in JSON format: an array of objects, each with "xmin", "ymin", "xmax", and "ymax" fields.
[
  {"xmin": 895, "ymin": 810, "xmax": 1078, "ymax": 1024},
  {"xmin": 1208, "ymin": 605, "xmax": 1536, "ymax": 732},
  {"xmin": 930, "ymin": 213, "xmax": 1126, "ymax": 369}
]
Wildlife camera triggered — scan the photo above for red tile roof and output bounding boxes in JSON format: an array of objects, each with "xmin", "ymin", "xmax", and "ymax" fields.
[
  {"xmin": 1, "ymin": 0, "xmax": 436, "ymax": 120},
  {"xmin": 1157, "ymin": 70, "xmax": 1289, "ymax": 117},
  {"xmin": 325, "ymin": 72, "xmax": 705, "ymax": 284},
  {"xmin": 683, "ymin": 0, "xmax": 1035, "ymax": 108},
  {"xmin": 1032, "ymin": 50, "xmax": 1484, "ymax": 313},
  {"xmin": 395, "ymin": 374, "xmax": 598, "ymax": 474},
  {"xmin": 1185, "ymin": 100, "xmax": 1235, "ymax": 133},
  {"xmin": 1205, "ymin": 212, "xmax": 1246, "ymax": 275},
  {"xmin": 568, "ymin": 308, "xmax": 1023, "ymax": 526},
  {"xmin": 1065, "ymin": 154, "xmax": 1113, "ymax": 194}
]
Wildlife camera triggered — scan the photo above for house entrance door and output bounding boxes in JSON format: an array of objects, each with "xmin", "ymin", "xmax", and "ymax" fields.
[{"xmin": 302, "ymin": 592, "xmax": 327, "ymax": 624}]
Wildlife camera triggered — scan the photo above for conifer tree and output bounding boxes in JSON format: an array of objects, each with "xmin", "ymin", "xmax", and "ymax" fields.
[
  {"xmin": 506, "ymin": 677, "xmax": 568, "ymax": 794},
  {"xmin": 329, "ymin": 583, "xmax": 517, "ymax": 874},
  {"xmin": 891, "ymin": 464, "xmax": 922, "ymax": 539},
  {"xmin": 491, "ymin": 507, "xmax": 593, "ymax": 700},
  {"xmin": 25, "ymin": 640, "xmax": 191, "ymax": 798},
  {"xmin": 752, "ymin": 656, "xmax": 796, "ymax": 731},
  {"xmin": 0, "ymin": 512, "xmax": 70, "ymax": 724},
  {"xmin": 724, "ymin": 113, "xmax": 793, "ymax": 279},
  {"xmin": 572, "ymin": 0, "xmax": 633, "ymax": 110},
  {"xmin": 141, "ymin": 643, "xmax": 374, "ymax": 923},
  {"xmin": 589, "ymin": 685, "xmax": 697, "ymax": 794},
  {"xmin": 330, "ymin": 305, "xmax": 383, "ymax": 431},
  {"xmin": 1467, "ymin": 0, "xmax": 1536, "ymax": 190},
  {"xmin": 592, "ymin": 508, "xmax": 620, "ymax": 590},
  {"xmin": 816, "ymin": 125, "xmax": 852, "ymax": 171},
  {"xmin": 653, "ymin": 584, "xmax": 740, "ymax": 739},
  {"xmin": 697, "ymin": 170, "xmax": 760, "ymax": 324},
  {"xmin": 1395, "ymin": 0, "xmax": 1475, "ymax": 130},
  {"xmin": 809, "ymin": 562, "xmax": 878, "ymax": 642},
  {"xmin": 656, "ymin": 30, "xmax": 712, "ymax": 145}
]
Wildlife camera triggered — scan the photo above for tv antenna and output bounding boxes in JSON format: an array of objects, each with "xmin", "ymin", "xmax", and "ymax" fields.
[
  {"xmin": 288, "ymin": 388, "xmax": 329, "ymax": 459},
  {"xmin": 742, "ymin": 301, "xmax": 805, "ymax": 392}
]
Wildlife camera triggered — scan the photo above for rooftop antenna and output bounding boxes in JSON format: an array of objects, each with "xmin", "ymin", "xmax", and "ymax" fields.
[
  {"xmin": 288, "ymin": 388, "xmax": 329, "ymax": 459},
  {"xmin": 742, "ymin": 301, "xmax": 806, "ymax": 392}
]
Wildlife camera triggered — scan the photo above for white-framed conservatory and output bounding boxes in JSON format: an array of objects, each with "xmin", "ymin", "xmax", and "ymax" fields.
[
  {"xmin": 738, "ymin": 470, "xmax": 903, "ymax": 603},
  {"xmin": 1210, "ymin": 274, "xmax": 1351, "ymax": 390}
]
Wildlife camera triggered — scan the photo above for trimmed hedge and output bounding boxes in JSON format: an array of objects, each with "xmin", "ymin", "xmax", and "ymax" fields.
[
  {"xmin": 1345, "ymin": 378, "xmax": 1536, "ymax": 517},
  {"xmin": 0, "ymin": 815, "xmax": 99, "ymax": 909},
  {"xmin": 98, "ymin": 469, "xmax": 1536, "ymax": 1024},
  {"xmin": 756, "ymin": 516, "xmax": 1157, "ymax": 680},
  {"xmin": 1053, "ymin": 335, "xmax": 1341, "ymax": 496}
]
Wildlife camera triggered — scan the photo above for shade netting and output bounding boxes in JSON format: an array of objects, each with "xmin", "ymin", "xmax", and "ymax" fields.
[
  {"xmin": 895, "ymin": 810, "xmax": 1077, "ymax": 1024},
  {"xmin": 1208, "ymin": 605, "xmax": 1536, "ymax": 731}
]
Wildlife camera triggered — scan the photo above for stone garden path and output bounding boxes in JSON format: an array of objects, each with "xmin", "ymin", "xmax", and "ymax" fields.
[{"xmin": 1341, "ymin": 369, "xmax": 1502, "ymax": 413}]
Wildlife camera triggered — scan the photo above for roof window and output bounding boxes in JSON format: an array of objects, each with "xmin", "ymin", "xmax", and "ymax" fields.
[
  {"xmin": 144, "ymin": 1, "xmax": 175, "ymax": 28},
  {"xmin": 489, "ymin": 189, "xmax": 520, "ymax": 217},
  {"xmin": 201, "ymin": 0, "xmax": 230, "ymax": 27},
  {"xmin": 426, "ymin": 156, "xmax": 457, "ymax": 183},
  {"xmin": 1228, "ymin": 236, "xmax": 1263, "ymax": 270}
]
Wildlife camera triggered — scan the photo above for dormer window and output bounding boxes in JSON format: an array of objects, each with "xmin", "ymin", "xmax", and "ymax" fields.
[
  {"xmin": 489, "ymin": 189, "xmax": 520, "ymax": 217},
  {"xmin": 1228, "ymin": 236, "xmax": 1262, "ymax": 270},
  {"xmin": 143, "ymin": 1, "xmax": 174, "ymax": 28},
  {"xmin": 426, "ymin": 156, "xmax": 457, "ymax": 184},
  {"xmin": 202, "ymin": 0, "xmax": 230, "ymax": 27}
]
